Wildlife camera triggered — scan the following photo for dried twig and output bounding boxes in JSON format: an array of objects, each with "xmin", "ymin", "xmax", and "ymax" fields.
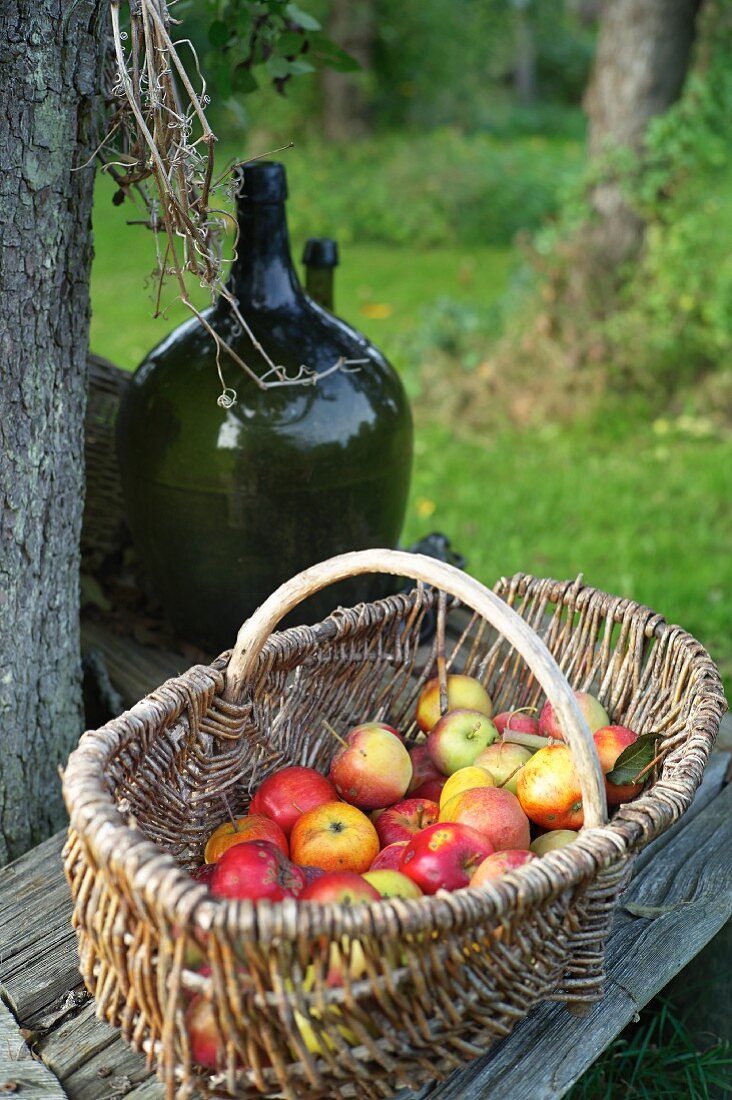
[{"xmin": 100, "ymin": 0, "xmax": 357, "ymax": 402}]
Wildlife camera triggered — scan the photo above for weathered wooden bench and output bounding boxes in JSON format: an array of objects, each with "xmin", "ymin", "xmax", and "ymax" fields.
[{"xmin": 1, "ymin": 620, "xmax": 729, "ymax": 1099}]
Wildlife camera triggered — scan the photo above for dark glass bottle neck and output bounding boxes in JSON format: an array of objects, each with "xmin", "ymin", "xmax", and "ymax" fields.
[
  {"xmin": 228, "ymin": 201, "xmax": 302, "ymax": 310},
  {"xmin": 305, "ymin": 266, "xmax": 335, "ymax": 311}
]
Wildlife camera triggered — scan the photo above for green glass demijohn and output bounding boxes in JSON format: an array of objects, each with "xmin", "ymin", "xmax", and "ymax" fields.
[{"xmin": 116, "ymin": 161, "xmax": 413, "ymax": 653}]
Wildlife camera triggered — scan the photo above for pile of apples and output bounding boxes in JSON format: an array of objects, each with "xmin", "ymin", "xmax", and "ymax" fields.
[
  {"xmin": 193, "ymin": 673, "xmax": 642, "ymax": 906},
  {"xmin": 184, "ymin": 673, "xmax": 644, "ymax": 1067}
]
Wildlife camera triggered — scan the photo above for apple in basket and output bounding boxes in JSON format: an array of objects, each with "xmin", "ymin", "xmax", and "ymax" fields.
[
  {"xmin": 399, "ymin": 822, "xmax": 494, "ymax": 894},
  {"xmin": 185, "ymin": 994, "xmax": 223, "ymax": 1069},
  {"xmin": 427, "ymin": 709, "xmax": 499, "ymax": 775},
  {"xmin": 249, "ymin": 766, "xmax": 338, "ymax": 836},
  {"xmin": 409, "ymin": 777, "xmax": 447, "ymax": 803},
  {"xmin": 516, "ymin": 744, "xmax": 585, "ymax": 830},
  {"xmin": 406, "ymin": 744, "xmax": 444, "ymax": 794},
  {"xmin": 440, "ymin": 787, "xmax": 531, "ymax": 852},
  {"xmin": 368, "ymin": 840, "xmax": 408, "ymax": 871},
  {"xmin": 328, "ymin": 724, "xmax": 413, "ymax": 809},
  {"xmin": 210, "ymin": 840, "xmax": 306, "ymax": 901},
  {"xmin": 473, "ymin": 742, "xmax": 533, "ymax": 797},
  {"xmin": 493, "ymin": 711, "xmax": 541, "ymax": 736},
  {"xmin": 290, "ymin": 801, "xmax": 380, "ymax": 873},
  {"xmin": 439, "ymin": 765, "xmax": 495, "ymax": 810},
  {"xmin": 469, "ymin": 849, "xmax": 536, "ymax": 886},
  {"xmin": 299, "ymin": 871, "xmax": 381, "ymax": 905},
  {"xmin": 538, "ymin": 690, "xmax": 610, "ymax": 741},
  {"xmin": 374, "ymin": 797, "xmax": 440, "ymax": 847},
  {"xmin": 204, "ymin": 814, "xmax": 289, "ymax": 863},
  {"xmin": 593, "ymin": 725, "xmax": 643, "ymax": 804},
  {"xmin": 530, "ymin": 829, "xmax": 578, "ymax": 855},
  {"xmin": 416, "ymin": 673, "xmax": 493, "ymax": 733},
  {"xmin": 363, "ymin": 869, "xmax": 423, "ymax": 899}
]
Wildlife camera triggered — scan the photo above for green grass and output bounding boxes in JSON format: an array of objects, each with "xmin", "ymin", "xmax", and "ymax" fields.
[
  {"xmin": 568, "ymin": 998, "xmax": 732, "ymax": 1099},
  {"xmin": 89, "ymin": 171, "xmax": 513, "ymax": 369},
  {"xmin": 89, "ymin": 158, "xmax": 732, "ymax": 696},
  {"xmin": 402, "ymin": 418, "xmax": 732, "ymax": 691}
]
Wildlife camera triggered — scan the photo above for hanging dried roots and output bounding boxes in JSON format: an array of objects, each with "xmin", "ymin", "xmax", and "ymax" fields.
[{"xmin": 96, "ymin": 0, "xmax": 359, "ymax": 399}]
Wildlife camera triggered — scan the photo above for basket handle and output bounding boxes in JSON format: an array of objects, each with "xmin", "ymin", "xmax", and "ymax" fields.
[{"xmin": 224, "ymin": 549, "xmax": 607, "ymax": 828}]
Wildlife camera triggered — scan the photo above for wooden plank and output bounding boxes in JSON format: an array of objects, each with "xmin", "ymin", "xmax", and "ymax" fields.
[
  {"xmin": 0, "ymin": 1000, "xmax": 67, "ymax": 1098},
  {"xmin": 38, "ymin": 1003, "xmax": 154, "ymax": 1100},
  {"xmin": 407, "ymin": 765, "xmax": 732, "ymax": 1100},
  {"xmin": 0, "ymin": 833, "xmax": 83, "ymax": 1025},
  {"xmin": 81, "ymin": 621, "xmax": 191, "ymax": 710}
]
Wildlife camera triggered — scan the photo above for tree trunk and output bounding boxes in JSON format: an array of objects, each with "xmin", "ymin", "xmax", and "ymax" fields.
[
  {"xmin": 583, "ymin": 0, "xmax": 702, "ymax": 266},
  {"xmin": 0, "ymin": 1, "xmax": 104, "ymax": 862},
  {"xmin": 321, "ymin": 0, "xmax": 374, "ymax": 142},
  {"xmin": 513, "ymin": 2, "xmax": 537, "ymax": 105}
]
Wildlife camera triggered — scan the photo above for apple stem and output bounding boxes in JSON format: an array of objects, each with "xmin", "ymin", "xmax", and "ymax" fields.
[
  {"xmin": 220, "ymin": 791, "xmax": 239, "ymax": 830},
  {"xmin": 502, "ymin": 730, "xmax": 550, "ymax": 752},
  {"xmin": 322, "ymin": 719, "xmax": 348, "ymax": 747},
  {"xmin": 498, "ymin": 763, "xmax": 525, "ymax": 789},
  {"xmin": 291, "ymin": 801, "xmax": 305, "ymax": 815},
  {"xmin": 504, "ymin": 705, "xmax": 538, "ymax": 728}
]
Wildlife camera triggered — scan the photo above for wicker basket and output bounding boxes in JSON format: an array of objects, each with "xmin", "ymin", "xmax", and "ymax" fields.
[{"xmin": 62, "ymin": 550, "xmax": 726, "ymax": 1100}]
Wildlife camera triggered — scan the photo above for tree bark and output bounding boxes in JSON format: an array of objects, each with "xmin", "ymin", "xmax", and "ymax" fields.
[
  {"xmin": 584, "ymin": 0, "xmax": 702, "ymax": 266},
  {"xmin": 321, "ymin": 0, "xmax": 374, "ymax": 142},
  {"xmin": 0, "ymin": 1, "xmax": 105, "ymax": 862}
]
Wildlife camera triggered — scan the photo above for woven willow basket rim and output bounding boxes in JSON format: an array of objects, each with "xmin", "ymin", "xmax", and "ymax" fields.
[{"xmin": 63, "ymin": 565, "xmax": 726, "ymax": 948}]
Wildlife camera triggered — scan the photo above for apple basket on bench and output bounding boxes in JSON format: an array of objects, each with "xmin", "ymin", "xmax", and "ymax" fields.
[{"xmin": 61, "ymin": 550, "xmax": 726, "ymax": 1100}]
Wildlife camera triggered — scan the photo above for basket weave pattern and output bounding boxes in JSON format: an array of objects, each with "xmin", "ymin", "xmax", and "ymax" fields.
[{"xmin": 63, "ymin": 570, "xmax": 726, "ymax": 1100}]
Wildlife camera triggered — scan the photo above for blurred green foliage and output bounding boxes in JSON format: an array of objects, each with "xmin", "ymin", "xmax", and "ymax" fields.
[
  {"xmin": 372, "ymin": 0, "xmax": 593, "ymax": 131},
  {"xmin": 181, "ymin": 0, "xmax": 593, "ymax": 137},
  {"xmin": 280, "ymin": 130, "xmax": 582, "ymax": 247},
  {"xmin": 527, "ymin": 2, "xmax": 732, "ymax": 394},
  {"xmin": 607, "ymin": 28, "xmax": 732, "ymax": 388}
]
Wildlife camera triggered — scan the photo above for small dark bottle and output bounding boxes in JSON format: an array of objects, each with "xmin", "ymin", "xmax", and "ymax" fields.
[
  {"xmin": 303, "ymin": 237, "xmax": 339, "ymax": 311},
  {"xmin": 116, "ymin": 162, "xmax": 413, "ymax": 652}
]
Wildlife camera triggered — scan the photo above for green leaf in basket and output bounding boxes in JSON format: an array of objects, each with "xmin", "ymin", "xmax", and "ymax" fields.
[{"xmin": 606, "ymin": 733, "xmax": 659, "ymax": 786}]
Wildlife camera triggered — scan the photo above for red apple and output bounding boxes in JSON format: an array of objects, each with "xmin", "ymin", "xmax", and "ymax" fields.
[
  {"xmin": 416, "ymin": 674, "xmax": 493, "ymax": 733},
  {"xmin": 375, "ymin": 797, "xmax": 439, "ymax": 847},
  {"xmin": 493, "ymin": 711, "xmax": 540, "ymax": 736},
  {"xmin": 297, "ymin": 863, "xmax": 326, "ymax": 885},
  {"xmin": 300, "ymin": 871, "xmax": 381, "ymax": 905},
  {"xmin": 369, "ymin": 841, "xmax": 408, "ymax": 871},
  {"xmin": 329, "ymin": 725, "xmax": 412, "ymax": 810},
  {"xmin": 249, "ymin": 766, "xmax": 338, "ymax": 837},
  {"xmin": 371, "ymin": 722, "xmax": 404, "ymax": 743},
  {"xmin": 470, "ymin": 849, "xmax": 536, "ymax": 886},
  {"xmin": 593, "ymin": 725, "xmax": 643, "ymax": 804},
  {"xmin": 290, "ymin": 801, "xmax": 380, "ymax": 873},
  {"xmin": 440, "ymin": 786, "xmax": 531, "ymax": 852},
  {"xmin": 406, "ymin": 744, "xmax": 444, "ymax": 794},
  {"xmin": 204, "ymin": 814, "xmax": 289, "ymax": 863},
  {"xmin": 516, "ymin": 744, "xmax": 584, "ymax": 829},
  {"xmin": 410, "ymin": 777, "xmax": 447, "ymax": 802},
  {"xmin": 398, "ymin": 822, "xmax": 494, "ymax": 894},
  {"xmin": 189, "ymin": 863, "xmax": 215, "ymax": 886},
  {"xmin": 210, "ymin": 840, "xmax": 306, "ymax": 902},
  {"xmin": 538, "ymin": 691, "xmax": 610, "ymax": 741},
  {"xmin": 427, "ymin": 709, "xmax": 498, "ymax": 775},
  {"xmin": 186, "ymin": 994, "xmax": 223, "ymax": 1068}
]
